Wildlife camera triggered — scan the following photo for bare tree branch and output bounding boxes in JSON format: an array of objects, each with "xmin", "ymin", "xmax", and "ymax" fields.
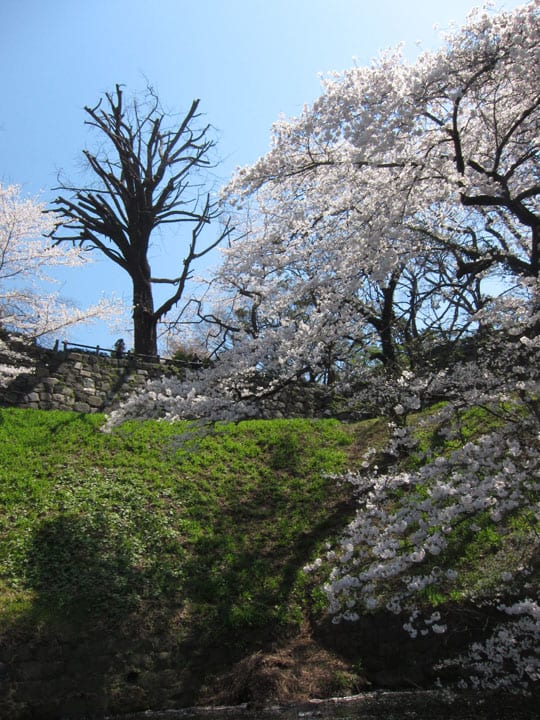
[{"xmin": 49, "ymin": 84, "xmax": 231, "ymax": 355}]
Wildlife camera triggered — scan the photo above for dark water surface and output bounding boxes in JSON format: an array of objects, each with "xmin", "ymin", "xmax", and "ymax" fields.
[{"xmin": 108, "ymin": 690, "xmax": 538, "ymax": 720}]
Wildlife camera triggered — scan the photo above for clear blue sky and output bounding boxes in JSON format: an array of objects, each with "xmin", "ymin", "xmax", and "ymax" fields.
[{"xmin": 0, "ymin": 0, "xmax": 524, "ymax": 351}]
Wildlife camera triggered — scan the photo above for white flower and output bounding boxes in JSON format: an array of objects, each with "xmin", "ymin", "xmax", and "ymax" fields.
[{"xmin": 432, "ymin": 624, "xmax": 447, "ymax": 634}]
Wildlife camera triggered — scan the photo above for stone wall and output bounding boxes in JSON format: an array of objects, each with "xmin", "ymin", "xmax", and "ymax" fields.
[
  {"xmin": 0, "ymin": 337, "xmax": 335, "ymax": 418},
  {"xmin": 0, "ymin": 337, "xmax": 183, "ymax": 414},
  {"xmin": 1, "ymin": 600, "xmax": 532, "ymax": 719}
]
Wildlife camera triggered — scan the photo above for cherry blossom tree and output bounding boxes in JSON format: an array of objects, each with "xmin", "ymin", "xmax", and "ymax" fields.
[
  {"xmin": 0, "ymin": 183, "xmax": 121, "ymax": 342},
  {"xmin": 104, "ymin": 3, "xmax": 539, "ymax": 691},
  {"xmin": 213, "ymin": 3, "xmax": 538, "ymax": 689},
  {"xmin": 219, "ymin": 2, "xmax": 538, "ymax": 379}
]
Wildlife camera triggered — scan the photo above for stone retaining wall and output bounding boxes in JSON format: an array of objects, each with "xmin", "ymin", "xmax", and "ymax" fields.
[
  {"xmin": 0, "ymin": 339, "xmax": 188, "ymax": 414},
  {"xmin": 1, "ymin": 603, "xmax": 532, "ymax": 719},
  {"xmin": 0, "ymin": 337, "xmax": 334, "ymax": 418}
]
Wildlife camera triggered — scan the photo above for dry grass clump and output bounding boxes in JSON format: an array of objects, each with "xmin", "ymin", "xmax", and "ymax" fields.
[{"xmin": 201, "ymin": 624, "xmax": 369, "ymax": 706}]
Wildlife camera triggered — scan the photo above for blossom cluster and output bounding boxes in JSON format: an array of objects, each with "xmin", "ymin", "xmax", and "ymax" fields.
[
  {"xmin": 0, "ymin": 336, "xmax": 33, "ymax": 388},
  {"xmin": 0, "ymin": 183, "xmax": 125, "ymax": 342},
  {"xmin": 437, "ymin": 600, "xmax": 540, "ymax": 692},
  {"xmin": 310, "ymin": 422, "xmax": 538, "ymax": 617},
  {"xmin": 303, "ymin": 335, "xmax": 540, "ymax": 690}
]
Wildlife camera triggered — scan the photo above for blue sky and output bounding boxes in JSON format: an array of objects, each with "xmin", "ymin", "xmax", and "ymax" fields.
[{"xmin": 0, "ymin": 0, "xmax": 524, "ymax": 351}]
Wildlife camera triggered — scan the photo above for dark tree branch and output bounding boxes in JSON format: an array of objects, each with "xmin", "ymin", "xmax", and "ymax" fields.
[{"xmin": 48, "ymin": 84, "xmax": 231, "ymax": 356}]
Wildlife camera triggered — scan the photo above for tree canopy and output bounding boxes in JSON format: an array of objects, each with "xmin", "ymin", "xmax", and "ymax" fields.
[{"xmin": 215, "ymin": 1, "xmax": 539, "ymax": 382}]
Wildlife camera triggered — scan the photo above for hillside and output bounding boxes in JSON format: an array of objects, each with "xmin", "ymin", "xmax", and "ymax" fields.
[{"xmin": 0, "ymin": 407, "xmax": 538, "ymax": 718}]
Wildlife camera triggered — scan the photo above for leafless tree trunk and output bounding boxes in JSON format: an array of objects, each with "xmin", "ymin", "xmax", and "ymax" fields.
[{"xmin": 50, "ymin": 84, "xmax": 231, "ymax": 357}]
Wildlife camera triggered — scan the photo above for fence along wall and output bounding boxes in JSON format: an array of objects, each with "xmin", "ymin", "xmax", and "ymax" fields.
[
  {"xmin": 0, "ymin": 337, "xmax": 333, "ymax": 418},
  {"xmin": 0, "ymin": 338, "xmax": 180, "ymax": 413}
]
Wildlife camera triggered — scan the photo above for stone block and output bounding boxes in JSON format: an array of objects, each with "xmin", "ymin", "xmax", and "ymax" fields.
[
  {"xmin": 73, "ymin": 402, "xmax": 91, "ymax": 413},
  {"xmin": 87, "ymin": 396, "xmax": 104, "ymax": 409},
  {"xmin": 18, "ymin": 660, "xmax": 65, "ymax": 682},
  {"xmin": 42, "ymin": 378, "xmax": 59, "ymax": 389}
]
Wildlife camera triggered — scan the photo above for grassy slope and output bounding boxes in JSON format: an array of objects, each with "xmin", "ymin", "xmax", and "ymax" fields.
[
  {"xmin": 0, "ymin": 406, "xmax": 538, "ymax": 715},
  {"xmin": 0, "ymin": 408, "xmax": 371, "ymax": 638},
  {"xmin": 0, "ymin": 408, "xmax": 390, "ymax": 714}
]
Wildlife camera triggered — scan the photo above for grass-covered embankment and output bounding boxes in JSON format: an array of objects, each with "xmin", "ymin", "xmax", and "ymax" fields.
[
  {"xmin": 0, "ymin": 407, "xmax": 374, "ymax": 717},
  {"xmin": 0, "ymin": 406, "xmax": 538, "ymax": 718},
  {"xmin": 0, "ymin": 408, "xmax": 362, "ymax": 622}
]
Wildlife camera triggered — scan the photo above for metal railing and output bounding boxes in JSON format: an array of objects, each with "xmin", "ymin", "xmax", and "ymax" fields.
[{"xmin": 55, "ymin": 340, "xmax": 204, "ymax": 369}]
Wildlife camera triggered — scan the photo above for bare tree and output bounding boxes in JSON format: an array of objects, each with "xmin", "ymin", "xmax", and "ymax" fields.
[{"xmin": 50, "ymin": 84, "xmax": 230, "ymax": 357}]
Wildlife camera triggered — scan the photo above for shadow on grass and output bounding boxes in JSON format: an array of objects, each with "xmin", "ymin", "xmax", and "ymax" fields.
[
  {"xmin": 177, "ymin": 486, "xmax": 357, "ymax": 688},
  {"xmin": 2, "ymin": 511, "xmax": 191, "ymax": 718},
  {"xmin": 26, "ymin": 512, "xmax": 142, "ymax": 616},
  {"xmin": 4, "ymin": 512, "xmax": 154, "ymax": 717},
  {"xmin": 1, "ymin": 437, "xmax": 358, "ymax": 717}
]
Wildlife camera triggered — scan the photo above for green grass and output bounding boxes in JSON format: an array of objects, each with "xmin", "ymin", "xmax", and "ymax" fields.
[
  {"xmin": 0, "ymin": 408, "xmax": 361, "ymax": 642},
  {"xmin": 1, "ymin": 403, "xmax": 536, "ymax": 666}
]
